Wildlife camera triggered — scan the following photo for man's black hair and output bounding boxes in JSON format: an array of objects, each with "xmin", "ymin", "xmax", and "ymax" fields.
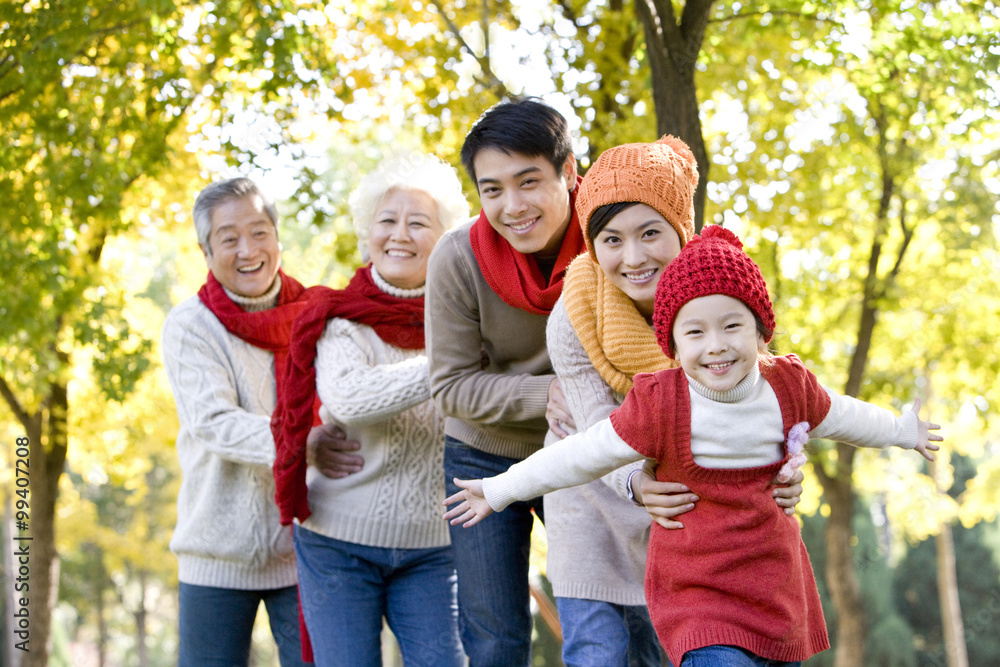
[{"xmin": 460, "ymin": 97, "xmax": 573, "ymax": 185}]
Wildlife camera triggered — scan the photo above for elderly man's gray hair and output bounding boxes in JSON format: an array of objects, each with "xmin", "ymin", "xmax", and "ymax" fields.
[{"xmin": 193, "ymin": 177, "xmax": 279, "ymax": 254}]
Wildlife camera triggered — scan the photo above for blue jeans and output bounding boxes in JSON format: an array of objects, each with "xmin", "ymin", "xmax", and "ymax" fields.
[
  {"xmin": 671, "ymin": 645, "xmax": 802, "ymax": 667},
  {"xmin": 293, "ymin": 525, "xmax": 464, "ymax": 667},
  {"xmin": 444, "ymin": 436, "xmax": 545, "ymax": 667},
  {"xmin": 178, "ymin": 582, "xmax": 309, "ymax": 667},
  {"xmin": 557, "ymin": 597, "xmax": 662, "ymax": 667}
]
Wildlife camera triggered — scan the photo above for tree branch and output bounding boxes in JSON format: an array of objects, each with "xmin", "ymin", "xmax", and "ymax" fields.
[
  {"xmin": 709, "ymin": 10, "xmax": 844, "ymax": 28},
  {"xmin": 0, "ymin": 372, "xmax": 32, "ymax": 432},
  {"xmin": 889, "ymin": 195, "xmax": 914, "ymax": 282},
  {"xmin": 428, "ymin": 0, "xmax": 508, "ymax": 98},
  {"xmin": 646, "ymin": 0, "xmax": 675, "ymax": 44},
  {"xmin": 554, "ymin": 0, "xmax": 580, "ymax": 26},
  {"xmin": 678, "ymin": 0, "xmax": 715, "ymax": 67}
]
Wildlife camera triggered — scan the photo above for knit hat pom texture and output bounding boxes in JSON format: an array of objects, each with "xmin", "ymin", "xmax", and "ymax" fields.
[{"xmin": 653, "ymin": 225, "xmax": 775, "ymax": 359}]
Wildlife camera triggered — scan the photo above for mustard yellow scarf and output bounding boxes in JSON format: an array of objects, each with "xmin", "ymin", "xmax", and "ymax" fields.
[{"xmin": 562, "ymin": 254, "xmax": 676, "ymax": 395}]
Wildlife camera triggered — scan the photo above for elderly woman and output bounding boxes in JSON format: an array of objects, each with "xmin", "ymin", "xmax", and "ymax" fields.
[
  {"xmin": 162, "ymin": 177, "xmax": 321, "ymax": 666},
  {"xmin": 272, "ymin": 152, "xmax": 470, "ymax": 666}
]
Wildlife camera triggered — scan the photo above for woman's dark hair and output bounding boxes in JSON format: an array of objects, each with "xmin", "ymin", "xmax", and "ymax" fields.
[
  {"xmin": 460, "ymin": 97, "xmax": 573, "ymax": 184},
  {"xmin": 587, "ymin": 201, "xmax": 640, "ymax": 243}
]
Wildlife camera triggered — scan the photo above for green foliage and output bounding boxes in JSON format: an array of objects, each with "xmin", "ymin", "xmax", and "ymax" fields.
[
  {"xmin": 892, "ymin": 455, "xmax": 1000, "ymax": 666},
  {"xmin": 893, "ymin": 523, "xmax": 1000, "ymax": 667},
  {"xmin": 866, "ymin": 613, "xmax": 917, "ymax": 667},
  {"xmin": 2, "ymin": 1, "xmax": 998, "ymax": 662}
]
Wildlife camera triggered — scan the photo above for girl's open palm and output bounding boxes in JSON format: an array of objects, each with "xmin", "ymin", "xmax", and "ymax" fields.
[
  {"xmin": 443, "ymin": 478, "xmax": 493, "ymax": 527},
  {"xmin": 912, "ymin": 398, "xmax": 943, "ymax": 461}
]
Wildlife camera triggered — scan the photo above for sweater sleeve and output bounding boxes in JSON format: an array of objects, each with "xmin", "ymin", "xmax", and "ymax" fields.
[
  {"xmin": 482, "ymin": 419, "xmax": 643, "ymax": 511},
  {"xmin": 426, "ymin": 227, "xmax": 553, "ymax": 425},
  {"xmin": 314, "ymin": 318, "xmax": 430, "ymax": 428},
  {"xmin": 546, "ymin": 298, "xmax": 643, "ymax": 500},
  {"xmin": 161, "ymin": 303, "xmax": 276, "ymax": 467},
  {"xmin": 811, "ymin": 390, "xmax": 919, "ymax": 450}
]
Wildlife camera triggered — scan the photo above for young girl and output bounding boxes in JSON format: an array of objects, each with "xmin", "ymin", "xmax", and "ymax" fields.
[
  {"xmin": 444, "ymin": 225, "xmax": 942, "ymax": 667},
  {"xmin": 543, "ymin": 136, "xmax": 804, "ymax": 667}
]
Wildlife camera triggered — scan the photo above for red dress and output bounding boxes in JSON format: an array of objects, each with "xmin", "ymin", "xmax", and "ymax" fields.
[{"xmin": 610, "ymin": 355, "xmax": 832, "ymax": 665}]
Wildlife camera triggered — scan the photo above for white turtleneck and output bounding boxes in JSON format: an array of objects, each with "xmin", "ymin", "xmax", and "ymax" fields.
[
  {"xmin": 483, "ymin": 362, "xmax": 918, "ymax": 512},
  {"xmin": 223, "ymin": 274, "xmax": 282, "ymax": 313}
]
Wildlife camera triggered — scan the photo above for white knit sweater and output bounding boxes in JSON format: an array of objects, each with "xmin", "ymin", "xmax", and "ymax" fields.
[
  {"xmin": 485, "ymin": 364, "xmax": 919, "ymax": 512},
  {"xmin": 161, "ymin": 279, "xmax": 297, "ymax": 590},
  {"xmin": 302, "ymin": 275, "xmax": 449, "ymax": 549}
]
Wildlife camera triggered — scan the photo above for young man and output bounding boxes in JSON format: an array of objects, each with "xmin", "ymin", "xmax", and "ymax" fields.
[{"xmin": 425, "ymin": 98, "xmax": 585, "ymax": 665}]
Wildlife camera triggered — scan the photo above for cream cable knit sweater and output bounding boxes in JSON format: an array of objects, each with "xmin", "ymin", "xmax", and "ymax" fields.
[
  {"xmin": 162, "ymin": 278, "xmax": 297, "ymax": 590},
  {"xmin": 302, "ymin": 276, "xmax": 449, "ymax": 550}
]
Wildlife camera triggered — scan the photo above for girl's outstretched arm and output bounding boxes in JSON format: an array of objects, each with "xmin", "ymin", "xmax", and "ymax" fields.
[{"xmin": 443, "ymin": 478, "xmax": 492, "ymax": 528}]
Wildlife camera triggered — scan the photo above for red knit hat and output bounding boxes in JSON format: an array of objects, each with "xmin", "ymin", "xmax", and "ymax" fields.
[
  {"xmin": 653, "ymin": 225, "xmax": 775, "ymax": 359},
  {"xmin": 575, "ymin": 135, "xmax": 698, "ymax": 259}
]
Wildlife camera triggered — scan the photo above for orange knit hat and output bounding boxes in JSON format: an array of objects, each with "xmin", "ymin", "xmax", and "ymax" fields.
[{"xmin": 575, "ymin": 135, "xmax": 698, "ymax": 258}]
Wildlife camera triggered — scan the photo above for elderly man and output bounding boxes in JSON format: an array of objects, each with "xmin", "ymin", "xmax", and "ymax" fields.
[{"xmin": 162, "ymin": 177, "xmax": 359, "ymax": 666}]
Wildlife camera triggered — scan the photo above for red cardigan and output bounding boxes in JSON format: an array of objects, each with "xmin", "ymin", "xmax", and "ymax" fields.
[{"xmin": 610, "ymin": 355, "xmax": 832, "ymax": 665}]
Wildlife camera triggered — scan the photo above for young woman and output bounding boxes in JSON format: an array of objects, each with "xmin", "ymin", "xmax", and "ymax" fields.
[{"xmin": 523, "ymin": 137, "xmax": 805, "ymax": 666}]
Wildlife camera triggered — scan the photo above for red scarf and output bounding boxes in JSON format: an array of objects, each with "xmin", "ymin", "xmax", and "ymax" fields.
[
  {"xmin": 197, "ymin": 269, "xmax": 312, "ymax": 400},
  {"xmin": 470, "ymin": 176, "xmax": 586, "ymax": 315},
  {"xmin": 271, "ymin": 265, "xmax": 425, "ymax": 526}
]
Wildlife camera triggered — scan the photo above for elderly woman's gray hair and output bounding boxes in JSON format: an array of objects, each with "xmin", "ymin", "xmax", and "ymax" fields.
[
  {"xmin": 349, "ymin": 152, "xmax": 470, "ymax": 258},
  {"xmin": 193, "ymin": 177, "xmax": 279, "ymax": 253}
]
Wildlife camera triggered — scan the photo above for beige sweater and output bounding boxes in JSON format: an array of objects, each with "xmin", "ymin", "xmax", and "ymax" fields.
[
  {"xmin": 426, "ymin": 221, "xmax": 554, "ymax": 460},
  {"xmin": 542, "ymin": 296, "xmax": 652, "ymax": 605}
]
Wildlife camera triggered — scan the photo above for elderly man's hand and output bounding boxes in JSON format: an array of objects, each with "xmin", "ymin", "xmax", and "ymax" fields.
[{"xmin": 306, "ymin": 423, "xmax": 364, "ymax": 478}]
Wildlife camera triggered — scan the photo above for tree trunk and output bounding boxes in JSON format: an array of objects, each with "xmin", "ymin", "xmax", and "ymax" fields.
[
  {"xmin": 136, "ymin": 569, "xmax": 149, "ymax": 667},
  {"xmin": 96, "ymin": 550, "xmax": 108, "ymax": 667},
  {"xmin": 24, "ymin": 377, "xmax": 68, "ymax": 667},
  {"xmin": 819, "ymin": 445, "xmax": 867, "ymax": 667},
  {"xmin": 1, "ymin": 368, "xmax": 69, "ymax": 667},
  {"xmin": 3, "ymin": 497, "xmax": 19, "ymax": 667},
  {"xmin": 816, "ymin": 266, "xmax": 880, "ymax": 667},
  {"xmin": 924, "ymin": 409, "xmax": 968, "ymax": 667},
  {"xmin": 634, "ymin": 0, "xmax": 715, "ymax": 231},
  {"xmin": 934, "ymin": 515, "xmax": 968, "ymax": 667}
]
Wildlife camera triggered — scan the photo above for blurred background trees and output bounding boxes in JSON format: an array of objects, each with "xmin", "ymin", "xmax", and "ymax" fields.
[{"xmin": 1, "ymin": 1, "xmax": 998, "ymax": 665}]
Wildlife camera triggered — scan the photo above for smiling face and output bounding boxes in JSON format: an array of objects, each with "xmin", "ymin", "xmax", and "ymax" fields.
[
  {"xmin": 368, "ymin": 187, "xmax": 444, "ymax": 291},
  {"xmin": 472, "ymin": 148, "xmax": 576, "ymax": 256},
  {"xmin": 672, "ymin": 294, "xmax": 766, "ymax": 393},
  {"xmin": 593, "ymin": 204, "xmax": 683, "ymax": 318},
  {"xmin": 202, "ymin": 195, "xmax": 281, "ymax": 298}
]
